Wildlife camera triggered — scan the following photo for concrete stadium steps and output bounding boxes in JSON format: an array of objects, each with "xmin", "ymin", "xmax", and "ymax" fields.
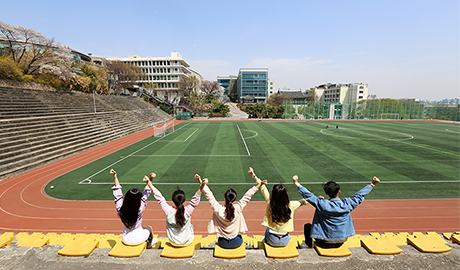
[{"xmin": 0, "ymin": 87, "xmax": 173, "ymax": 177}]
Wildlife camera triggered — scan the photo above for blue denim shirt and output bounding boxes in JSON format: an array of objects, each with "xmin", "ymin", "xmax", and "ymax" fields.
[{"xmin": 298, "ymin": 184, "xmax": 373, "ymax": 242}]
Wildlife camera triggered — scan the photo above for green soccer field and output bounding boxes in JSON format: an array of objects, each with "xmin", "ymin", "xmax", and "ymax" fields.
[{"xmin": 45, "ymin": 121, "xmax": 460, "ymax": 201}]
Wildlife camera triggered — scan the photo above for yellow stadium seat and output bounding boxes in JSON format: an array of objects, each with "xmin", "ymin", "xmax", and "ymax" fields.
[
  {"xmin": 361, "ymin": 235, "xmax": 402, "ymax": 254},
  {"xmin": 452, "ymin": 234, "xmax": 460, "ymax": 245},
  {"xmin": 345, "ymin": 235, "xmax": 362, "ymax": 248},
  {"xmin": 17, "ymin": 232, "xmax": 49, "ymax": 247},
  {"xmin": 200, "ymin": 235, "xmax": 217, "ymax": 248},
  {"xmin": 263, "ymin": 238, "xmax": 299, "ymax": 258},
  {"xmin": 407, "ymin": 233, "xmax": 452, "ymax": 253},
  {"xmin": 160, "ymin": 235, "xmax": 202, "ymax": 258},
  {"xmin": 95, "ymin": 234, "xmax": 121, "ymax": 249},
  {"xmin": 442, "ymin": 233, "xmax": 452, "ymax": 240},
  {"xmin": 313, "ymin": 240, "xmax": 352, "ymax": 257},
  {"xmin": 58, "ymin": 238, "xmax": 99, "ymax": 256},
  {"xmin": 214, "ymin": 243, "xmax": 246, "ymax": 258},
  {"xmin": 108, "ymin": 241, "xmax": 147, "ymax": 257},
  {"xmin": 48, "ymin": 233, "xmax": 75, "ymax": 246},
  {"xmin": 0, "ymin": 232, "xmax": 14, "ymax": 247}
]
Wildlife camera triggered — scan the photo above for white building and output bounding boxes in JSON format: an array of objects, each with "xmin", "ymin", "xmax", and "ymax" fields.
[
  {"xmin": 108, "ymin": 52, "xmax": 202, "ymax": 104},
  {"xmin": 315, "ymin": 83, "xmax": 368, "ymax": 104},
  {"xmin": 268, "ymin": 80, "xmax": 276, "ymax": 97}
]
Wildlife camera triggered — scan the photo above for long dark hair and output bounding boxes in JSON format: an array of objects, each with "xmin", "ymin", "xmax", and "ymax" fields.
[
  {"xmin": 118, "ymin": 188, "xmax": 142, "ymax": 228},
  {"xmin": 269, "ymin": 184, "xmax": 291, "ymax": 223},
  {"xmin": 172, "ymin": 189, "xmax": 186, "ymax": 227},
  {"xmin": 224, "ymin": 189, "xmax": 237, "ymax": 221}
]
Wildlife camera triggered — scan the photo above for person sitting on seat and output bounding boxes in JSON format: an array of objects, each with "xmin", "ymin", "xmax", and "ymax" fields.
[
  {"xmin": 248, "ymin": 167, "xmax": 307, "ymax": 247},
  {"xmin": 293, "ymin": 175, "xmax": 380, "ymax": 248}
]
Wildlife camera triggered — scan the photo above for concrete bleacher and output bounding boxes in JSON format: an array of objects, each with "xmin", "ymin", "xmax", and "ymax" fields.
[
  {"xmin": 0, "ymin": 231, "xmax": 458, "ymax": 270},
  {"xmin": 0, "ymin": 87, "xmax": 172, "ymax": 178}
]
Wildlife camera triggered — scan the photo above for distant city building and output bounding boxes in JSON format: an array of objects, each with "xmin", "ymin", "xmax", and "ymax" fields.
[
  {"xmin": 218, "ymin": 68, "xmax": 271, "ymax": 104},
  {"xmin": 107, "ymin": 52, "xmax": 202, "ymax": 104},
  {"xmin": 217, "ymin": 75, "xmax": 238, "ymax": 101},
  {"xmin": 314, "ymin": 83, "xmax": 368, "ymax": 104},
  {"xmin": 268, "ymin": 80, "xmax": 276, "ymax": 97},
  {"xmin": 237, "ymin": 68, "xmax": 269, "ymax": 104}
]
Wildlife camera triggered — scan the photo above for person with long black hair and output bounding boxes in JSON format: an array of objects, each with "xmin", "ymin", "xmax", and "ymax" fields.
[
  {"xmin": 152, "ymin": 174, "xmax": 208, "ymax": 246},
  {"xmin": 248, "ymin": 167, "xmax": 308, "ymax": 247},
  {"xmin": 110, "ymin": 169, "xmax": 157, "ymax": 248},
  {"xmin": 203, "ymin": 176, "xmax": 267, "ymax": 249}
]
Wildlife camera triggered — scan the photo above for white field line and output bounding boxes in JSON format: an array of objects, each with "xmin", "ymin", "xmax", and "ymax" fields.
[
  {"xmin": 328, "ymin": 128, "xmax": 460, "ymax": 157},
  {"xmin": 78, "ymin": 122, "xmax": 192, "ymax": 184},
  {"xmin": 80, "ymin": 180, "xmax": 460, "ymax": 185},
  {"xmin": 237, "ymin": 124, "xmax": 251, "ymax": 156},
  {"xmin": 241, "ymin": 129, "xmax": 258, "ymax": 139},
  {"xmin": 161, "ymin": 128, "xmax": 199, "ymax": 142}
]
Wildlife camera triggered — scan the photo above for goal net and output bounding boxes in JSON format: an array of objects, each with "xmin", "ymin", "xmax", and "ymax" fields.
[
  {"xmin": 154, "ymin": 120, "xmax": 175, "ymax": 137},
  {"xmin": 380, "ymin": 113, "xmax": 400, "ymax": 120}
]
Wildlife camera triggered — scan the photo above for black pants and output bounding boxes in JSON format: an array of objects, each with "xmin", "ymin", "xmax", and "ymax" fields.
[{"xmin": 304, "ymin": 223, "xmax": 344, "ymax": 249}]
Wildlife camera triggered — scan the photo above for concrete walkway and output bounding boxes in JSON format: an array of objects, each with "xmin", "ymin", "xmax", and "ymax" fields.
[{"xmin": 0, "ymin": 242, "xmax": 458, "ymax": 270}]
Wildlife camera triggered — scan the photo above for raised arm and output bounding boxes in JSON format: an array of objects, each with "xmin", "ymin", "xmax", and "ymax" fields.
[
  {"xmin": 143, "ymin": 173, "xmax": 156, "ymax": 191},
  {"xmin": 249, "ymin": 167, "xmax": 270, "ymax": 202},
  {"xmin": 194, "ymin": 174, "xmax": 208, "ymax": 196},
  {"xmin": 110, "ymin": 169, "xmax": 120, "ymax": 186}
]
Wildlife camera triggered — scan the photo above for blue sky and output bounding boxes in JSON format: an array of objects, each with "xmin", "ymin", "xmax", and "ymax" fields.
[{"xmin": 1, "ymin": 0, "xmax": 459, "ymax": 100}]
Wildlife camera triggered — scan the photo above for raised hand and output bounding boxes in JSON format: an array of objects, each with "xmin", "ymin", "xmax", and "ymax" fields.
[
  {"xmin": 143, "ymin": 176, "xmax": 150, "ymax": 183},
  {"xmin": 292, "ymin": 175, "xmax": 300, "ymax": 187},
  {"xmin": 110, "ymin": 169, "xmax": 116, "ymax": 175},
  {"xmin": 149, "ymin": 173, "xmax": 156, "ymax": 180},
  {"xmin": 372, "ymin": 177, "xmax": 380, "ymax": 185},
  {"xmin": 195, "ymin": 174, "xmax": 202, "ymax": 185},
  {"xmin": 248, "ymin": 167, "xmax": 255, "ymax": 177}
]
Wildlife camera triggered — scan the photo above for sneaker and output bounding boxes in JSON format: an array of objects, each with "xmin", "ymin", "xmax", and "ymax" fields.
[{"xmin": 147, "ymin": 238, "xmax": 158, "ymax": 249}]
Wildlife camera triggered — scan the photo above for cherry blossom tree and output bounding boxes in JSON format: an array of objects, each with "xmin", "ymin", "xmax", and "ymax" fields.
[{"xmin": 0, "ymin": 20, "xmax": 72, "ymax": 78}]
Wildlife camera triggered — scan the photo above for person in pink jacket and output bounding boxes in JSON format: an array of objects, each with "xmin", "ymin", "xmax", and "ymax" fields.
[
  {"xmin": 203, "ymin": 178, "xmax": 267, "ymax": 249},
  {"xmin": 151, "ymin": 173, "xmax": 208, "ymax": 247}
]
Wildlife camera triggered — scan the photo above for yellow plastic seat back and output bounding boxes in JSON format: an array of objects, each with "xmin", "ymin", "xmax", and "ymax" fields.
[
  {"xmin": 58, "ymin": 238, "xmax": 99, "ymax": 256},
  {"xmin": 263, "ymin": 238, "xmax": 299, "ymax": 258},
  {"xmin": 108, "ymin": 241, "xmax": 147, "ymax": 257},
  {"xmin": 214, "ymin": 243, "xmax": 246, "ymax": 258}
]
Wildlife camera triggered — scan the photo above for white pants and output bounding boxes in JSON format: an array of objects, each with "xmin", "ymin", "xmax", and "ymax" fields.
[{"xmin": 122, "ymin": 226, "xmax": 150, "ymax": 246}]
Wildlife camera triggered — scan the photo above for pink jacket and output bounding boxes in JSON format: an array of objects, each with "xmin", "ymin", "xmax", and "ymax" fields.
[{"xmin": 203, "ymin": 185, "xmax": 259, "ymax": 239}]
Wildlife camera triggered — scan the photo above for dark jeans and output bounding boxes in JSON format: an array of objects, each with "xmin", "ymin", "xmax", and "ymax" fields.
[
  {"xmin": 304, "ymin": 223, "xmax": 345, "ymax": 248},
  {"xmin": 217, "ymin": 235, "xmax": 243, "ymax": 249}
]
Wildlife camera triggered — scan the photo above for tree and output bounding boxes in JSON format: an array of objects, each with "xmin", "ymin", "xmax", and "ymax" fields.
[
  {"xmin": 200, "ymin": 80, "xmax": 221, "ymax": 95},
  {"xmin": 0, "ymin": 20, "xmax": 72, "ymax": 78},
  {"xmin": 179, "ymin": 75, "xmax": 200, "ymax": 95},
  {"xmin": 267, "ymin": 93, "xmax": 290, "ymax": 107},
  {"xmin": 307, "ymin": 88, "xmax": 319, "ymax": 101},
  {"xmin": 106, "ymin": 60, "xmax": 142, "ymax": 92}
]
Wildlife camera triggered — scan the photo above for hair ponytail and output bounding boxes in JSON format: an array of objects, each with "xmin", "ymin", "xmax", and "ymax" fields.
[
  {"xmin": 224, "ymin": 189, "xmax": 237, "ymax": 221},
  {"xmin": 172, "ymin": 190, "xmax": 186, "ymax": 227},
  {"xmin": 269, "ymin": 184, "xmax": 291, "ymax": 223}
]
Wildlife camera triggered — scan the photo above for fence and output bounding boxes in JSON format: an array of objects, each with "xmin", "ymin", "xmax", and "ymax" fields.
[{"xmin": 282, "ymin": 100, "xmax": 460, "ymax": 121}]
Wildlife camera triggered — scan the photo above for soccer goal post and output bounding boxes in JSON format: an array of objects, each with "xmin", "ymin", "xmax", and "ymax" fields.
[
  {"xmin": 380, "ymin": 113, "xmax": 400, "ymax": 120},
  {"xmin": 153, "ymin": 120, "xmax": 175, "ymax": 137}
]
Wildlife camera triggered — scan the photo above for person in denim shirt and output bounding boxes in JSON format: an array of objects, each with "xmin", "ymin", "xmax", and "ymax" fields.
[{"xmin": 293, "ymin": 175, "xmax": 380, "ymax": 248}]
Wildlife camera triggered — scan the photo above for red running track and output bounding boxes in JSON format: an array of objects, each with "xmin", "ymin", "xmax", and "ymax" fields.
[{"xmin": 0, "ymin": 122, "xmax": 459, "ymax": 235}]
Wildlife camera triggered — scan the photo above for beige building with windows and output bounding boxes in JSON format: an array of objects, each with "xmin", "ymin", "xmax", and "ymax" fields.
[
  {"xmin": 107, "ymin": 52, "xmax": 202, "ymax": 104},
  {"xmin": 315, "ymin": 83, "xmax": 368, "ymax": 104}
]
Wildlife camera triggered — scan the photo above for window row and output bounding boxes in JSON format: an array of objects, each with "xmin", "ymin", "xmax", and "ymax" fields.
[
  {"xmin": 130, "ymin": 60, "xmax": 180, "ymax": 67},
  {"xmin": 140, "ymin": 68, "xmax": 182, "ymax": 74}
]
